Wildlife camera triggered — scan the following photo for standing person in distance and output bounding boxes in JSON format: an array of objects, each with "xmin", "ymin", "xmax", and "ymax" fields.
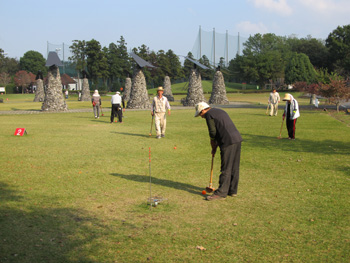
[
  {"xmin": 195, "ymin": 102, "xmax": 243, "ymax": 201},
  {"xmin": 282, "ymin": 93, "xmax": 300, "ymax": 140},
  {"xmin": 110, "ymin": 91, "xmax": 125, "ymax": 123},
  {"xmin": 92, "ymin": 90, "xmax": 101, "ymax": 119},
  {"xmin": 268, "ymin": 89, "xmax": 280, "ymax": 116},
  {"xmin": 151, "ymin": 87, "xmax": 171, "ymax": 139}
]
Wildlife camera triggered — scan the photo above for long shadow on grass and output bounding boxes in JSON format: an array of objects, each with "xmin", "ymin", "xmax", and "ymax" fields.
[
  {"xmin": 241, "ymin": 133, "xmax": 350, "ymax": 156},
  {"xmin": 111, "ymin": 132, "xmax": 150, "ymax": 138},
  {"xmin": 110, "ymin": 173, "xmax": 203, "ymax": 195},
  {"xmin": 0, "ymin": 181, "xmax": 108, "ymax": 263}
]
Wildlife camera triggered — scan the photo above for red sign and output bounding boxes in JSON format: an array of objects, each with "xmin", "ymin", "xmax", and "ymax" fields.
[{"xmin": 14, "ymin": 128, "xmax": 27, "ymax": 136}]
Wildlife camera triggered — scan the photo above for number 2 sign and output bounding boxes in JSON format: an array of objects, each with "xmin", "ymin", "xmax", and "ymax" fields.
[{"xmin": 14, "ymin": 128, "xmax": 27, "ymax": 136}]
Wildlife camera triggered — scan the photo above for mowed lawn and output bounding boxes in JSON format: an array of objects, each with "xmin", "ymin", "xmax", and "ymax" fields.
[{"xmin": 0, "ymin": 102, "xmax": 349, "ymax": 262}]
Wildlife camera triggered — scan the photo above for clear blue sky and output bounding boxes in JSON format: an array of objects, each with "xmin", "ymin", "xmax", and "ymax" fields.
[{"xmin": 1, "ymin": 0, "xmax": 349, "ymax": 60}]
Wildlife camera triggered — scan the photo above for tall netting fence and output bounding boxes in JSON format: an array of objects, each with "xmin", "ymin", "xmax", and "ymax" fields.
[
  {"xmin": 191, "ymin": 27, "xmax": 248, "ymax": 67},
  {"xmin": 47, "ymin": 42, "xmax": 77, "ymax": 76}
]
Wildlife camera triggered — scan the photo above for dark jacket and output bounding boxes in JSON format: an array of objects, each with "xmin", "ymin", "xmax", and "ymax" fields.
[{"xmin": 204, "ymin": 108, "xmax": 243, "ymax": 148}]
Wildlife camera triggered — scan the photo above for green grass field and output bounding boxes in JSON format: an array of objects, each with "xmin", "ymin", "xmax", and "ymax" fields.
[{"xmin": 0, "ymin": 94, "xmax": 349, "ymax": 262}]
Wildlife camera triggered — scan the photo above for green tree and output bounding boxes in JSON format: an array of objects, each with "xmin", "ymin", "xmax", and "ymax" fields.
[
  {"xmin": 198, "ymin": 55, "xmax": 213, "ymax": 80},
  {"xmin": 19, "ymin": 51, "xmax": 47, "ymax": 75},
  {"xmin": 326, "ymin": 24, "xmax": 350, "ymax": 75},
  {"xmin": 285, "ymin": 52, "xmax": 317, "ymax": 84},
  {"xmin": 116, "ymin": 36, "xmax": 132, "ymax": 78},
  {"xmin": 166, "ymin": 49, "xmax": 183, "ymax": 80},
  {"xmin": 69, "ymin": 40, "xmax": 87, "ymax": 78},
  {"xmin": 85, "ymin": 39, "xmax": 108, "ymax": 87},
  {"xmin": 183, "ymin": 52, "xmax": 195, "ymax": 77},
  {"xmin": 235, "ymin": 33, "xmax": 287, "ymax": 87},
  {"xmin": 287, "ymin": 35, "xmax": 330, "ymax": 70}
]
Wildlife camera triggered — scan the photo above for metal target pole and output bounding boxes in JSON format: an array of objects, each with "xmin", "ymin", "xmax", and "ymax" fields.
[{"xmin": 149, "ymin": 147, "xmax": 152, "ymax": 210}]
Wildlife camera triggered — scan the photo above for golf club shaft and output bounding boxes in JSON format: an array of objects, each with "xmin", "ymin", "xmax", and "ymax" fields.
[
  {"xmin": 209, "ymin": 155, "xmax": 214, "ymax": 187},
  {"xmin": 278, "ymin": 117, "xmax": 284, "ymax": 137},
  {"xmin": 150, "ymin": 115, "xmax": 154, "ymax": 135}
]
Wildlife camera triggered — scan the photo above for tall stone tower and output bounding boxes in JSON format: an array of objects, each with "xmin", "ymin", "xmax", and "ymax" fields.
[
  {"xmin": 209, "ymin": 68, "xmax": 229, "ymax": 105},
  {"xmin": 123, "ymin": 76, "xmax": 132, "ymax": 101},
  {"xmin": 81, "ymin": 70, "xmax": 91, "ymax": 102},
  {"xmin": 127, "ymin": 68, "xmax": 151, "ymax": 109},
  {"xmin": 182, "ymin": 69, "xmax": 206, "ymax": 106},
  {"xmin": 41, "ymin": 52, "xmax": 67, "ymax": 111},
  {"xmin": 163, "ymin": 75, "xmax": 174, "ymax": 102},
  {"xmin": 33, "ymin": 70, "xmax": 44, "ymax": 102}
]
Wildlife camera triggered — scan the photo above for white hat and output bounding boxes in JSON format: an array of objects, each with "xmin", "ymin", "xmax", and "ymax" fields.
[
  {"xmin": 194, "ymin": 102, "xmax": 210, "ymax": 117},
  {"xmin": 116, "ymin": 91, "xmax": 120, "ymax": 94},
  {"xmin": 283, "ymin": 93, "xmax": 291, "ymax": 101}
]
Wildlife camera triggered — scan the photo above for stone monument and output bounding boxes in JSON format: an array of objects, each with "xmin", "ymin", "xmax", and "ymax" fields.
[
  {"xmin": 163, "ymin": 75, "xmax": 174, "ymax": 101},
  {"xmin": 123, "ymin": 76, "xmax": 132, "ymax": 101},
  {"xmin": 182, "ymin": 69, "xmax": 206, "ymax": 106},
  {"xmin": 41, "ymin": 52, "xmax": 67, "ymax": 111},
  {"xmin": 209, "ymin": 67, "xmax": 229, "ymax": 105},
  {"xmin": 33, "ymin": 70, "xmax": 45, "ymax": 102},
  {"xmin": 80, "ymin": 70, "xmax": 91, "ymax": 101},
  {"xmin": 127, "ymin": 68, "xmax": 151, "ymax": 109}
]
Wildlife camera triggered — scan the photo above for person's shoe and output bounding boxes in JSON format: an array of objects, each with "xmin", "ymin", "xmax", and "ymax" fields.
[
  {"xmin": 161, "ymin": 134, "xmax": 165, "ymax": 138},
  {"xmin": 206, "ymin": 195, "xmax": 226, "ymax": 201},
  {"xmin": 156, "ymin": 135, "xmax": 161, "ymax": 139},
  {"xmin": 228, "ymin": 193, "xmax": 237, "ymax": 197}
]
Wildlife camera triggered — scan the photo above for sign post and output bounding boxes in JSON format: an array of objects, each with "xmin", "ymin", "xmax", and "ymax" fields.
[{"xmin": 14, "ymin": 128, "xmax": 27, "ymax": 136}]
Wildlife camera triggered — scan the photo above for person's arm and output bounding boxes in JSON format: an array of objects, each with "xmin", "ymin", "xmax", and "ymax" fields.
[
  {"xmin": 166, "ymin": 99, "xmax": 171, "ymax": 115},
  {"xmin": 206, "ymin": 118, "xmax": 217, "ymax": 155}
]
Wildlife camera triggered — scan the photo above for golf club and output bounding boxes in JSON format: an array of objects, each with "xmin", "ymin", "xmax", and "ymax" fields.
[
  {"xmin": 206, "ymin": 154, "xmax": 215, "ymax": 193},
  {"xmin": 100, "ymin": 105, "xmax": 104, "ymax": 116},
  {"xmin": 149, "ymin": 114, "xmax": 154, "ymax": 136},
  {"xmin": 277, "ymin": 116, "xmax": 285, "ymax": 139},
  {"xmin": 265, "ymin": 103, "xmax": 269, "ymax": 115}
]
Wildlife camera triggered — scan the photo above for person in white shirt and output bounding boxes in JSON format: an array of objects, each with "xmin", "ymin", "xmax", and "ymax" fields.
[
  {"xmin": 110, "ymin": 91, "xmax": 125, "ymax": 123},
  {"xmin": 268, "ymin": 89, "xmax": 280, "ymax": 116},
  {"xmin": 151, "ymin": 87, "xmax": 171, "ymax": 139}
]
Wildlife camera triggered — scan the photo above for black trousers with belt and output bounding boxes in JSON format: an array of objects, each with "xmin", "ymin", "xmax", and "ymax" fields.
[
  {"xmin": 214, "ymin": 142, "xmax": 241, "ymax": 197},
  {"xmin": 111, "ymin": 104, "xmax": 122, "ymax": 123}
]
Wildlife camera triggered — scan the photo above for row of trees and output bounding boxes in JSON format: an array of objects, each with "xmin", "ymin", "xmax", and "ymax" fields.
[{"xmin": 1, "ymin": 25, "xmax": 349, "ymax": 96}]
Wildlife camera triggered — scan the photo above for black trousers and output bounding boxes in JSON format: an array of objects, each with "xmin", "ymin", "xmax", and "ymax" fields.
[
  {"xmin": 214, "ymin": 142, "xmax": 241, "ymax": 197},
  {"xmin": 111, "ymin": 104, "xmax": 122, "ymax": 123},
  {"xmin": 286, "ymin": 118, "xmax": 297, "ymax": 139}
]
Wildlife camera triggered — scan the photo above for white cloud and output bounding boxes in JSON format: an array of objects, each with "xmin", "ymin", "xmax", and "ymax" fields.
[
  {"xmin": 236, "ymin": 21, "xmax": 270, "ymax": 35},
  {"xmin": 248, "ymin": 0, "xmax": 293, "ymax": 15},
  {"xmin": 299, "ymin": 0, "xmax": 350, "ymax": 14}
]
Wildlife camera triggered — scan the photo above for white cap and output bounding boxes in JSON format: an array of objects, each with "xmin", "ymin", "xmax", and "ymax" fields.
[
  {"xmin": 194, "ymin": 102, "xmax": 210, "ymax": 117},
  {"xmin": 116, "ymin": 91, "xmax": 120, "ymax": 94}
]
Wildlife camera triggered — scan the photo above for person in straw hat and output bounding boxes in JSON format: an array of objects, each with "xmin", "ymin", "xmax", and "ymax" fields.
[
  {"xmin": 282, "ymin": 93, "xmax": 300, "ymax": 140},
  {"xmin": 91, "ymin": 90, "xmax": 101, "ymax": 119},
  {"xmin": 151, "ymin": 87, "xmax": 171, "ymax": 139},
  {"xmin": 195, "ymin": 102, "xmax": 243, "ymax": 201}
]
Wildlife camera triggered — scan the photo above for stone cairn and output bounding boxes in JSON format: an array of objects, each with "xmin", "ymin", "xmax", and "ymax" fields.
[
  {"xmin": 127, "ymin": 68, "xmax": 151, "ymax": 109},
  {"xmin": 182, "ymin": 69, "xmax": 206, "ymax": 106},
  {"xmin": 209, "ymin": 70, "xmax": 229, "ymax": 105},
  {"xmin": 123, "ymin": 77, "xmax": 132, "ymax": 101},
  {"xmin": 41, "ymin": 66, "xmax": 68, "ymax": 111},
  {"xmin": 81, "ymin": 78, "xmax": 91, "ymax": 101},
  {"xmin": 163, "ymin": 75, "xmax": 174, "ymax": 101},
  {"xmin": 33, "ymin": 71, "xmax": 45, "ymax": 102}
]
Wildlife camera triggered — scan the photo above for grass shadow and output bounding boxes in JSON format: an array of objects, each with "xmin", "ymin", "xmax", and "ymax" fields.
[
  {"xmin": 110, "ymin": 173, "xmax": 203, "ymax": 195},
  {"xmin": 111, "ymin": 132, "xmax": 150, "ymax": 138},
  {"xmin": 0, "ymin": 182, "xmax": 108, "ymax": 263},
  {"xmin": 241, "ymin": 133, "xmax": 350, "ymax": 156}
]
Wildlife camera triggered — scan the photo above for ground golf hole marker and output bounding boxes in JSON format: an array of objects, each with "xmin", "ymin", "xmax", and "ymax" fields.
[{"xmin": 14, "ymin": 128, "xmax": 27, "ymax": 136}]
